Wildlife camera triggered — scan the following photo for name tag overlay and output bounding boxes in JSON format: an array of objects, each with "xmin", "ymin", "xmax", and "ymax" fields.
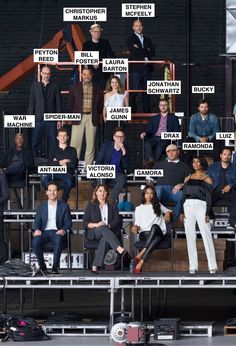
[
  {"xmin": 38, "ymin": 166, "xmax": 67, "ymax": 174},
  {"xmin": 122, "ymin": 3, "xmax": 155, "ymax": 17},
  {"xmin": 182, "ymin": 143, "xmax": 213, "ymax": 150},
  {"xmin": 4, "ymin": 115, "xmax": 35, "ymax": 128},
  {"xmin": 161, "ymin": 132, "xmax": 182, "ymax": 140},
  {"xmin": 107, "ymin": 107, "xmax": 131, "ymax": 121},
  {"xmin": 216, "ymin": 132, "xmax": 235, "ymax": 140},
  {"xmin": 44, "ymin": 113, "xmax": 81, "ymax": 121},
  {"xmin": 63, "ymin": 8, "xmax": 107, "ymax": 21},
  {"xmin": 102, "ymin": 59, "xmax": 128, "ymax": 73},
  {"xmin": 134, "ymin": 169, "xmax": 163, "ymax": 177},
  {"xmin": 147, "ymin": 81, "xmax": 181, "ymax": 94},
  {"xmin": 192, "ymin": 86, "xmax": 215, "ymax": 94},
  {"xmin": 87, "ymin": 165, "xmax": 116, "ymax": 179},
  {"xmin": 33, "ymin": 49, "xmax": 58, "ymax": 63},
  {"xmin": 74, "ymin": 51, "xmax": 99, "ymax": 65}
]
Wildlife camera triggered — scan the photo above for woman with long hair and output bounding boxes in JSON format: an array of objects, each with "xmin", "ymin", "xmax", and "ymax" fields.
[
  {"xmin": 131, "ymin": 185, "xmax": 172, "ymax": 274},
  {"xmin": 83, "ymin": 184, "xmax": 131, "ymax": 273},
  {"xmin": 103, "ymin": 76, "xmax": 128, "ymax": 122},
  {"xmin": 180, "ymin": 156, "xmax": 217, "ymax": 274}
]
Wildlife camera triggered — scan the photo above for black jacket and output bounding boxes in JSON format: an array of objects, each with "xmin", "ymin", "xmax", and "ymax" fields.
[
  {"xmin": 146, "ymin": 113, "xmax": 180, "ymax": 137},
  {"xmin": 127, "ymin": 33, "xmax": 155, "ymax": 73},
  {"xmin": 95, "ymin": 141, "xmax": 129, "ymax": 173},
  {"xmin": 28, "ymin": 81, "xmax": 61, "ymax": 121},
  {"xmin": 0, "ymin": 147, "xmax": 34, "ymax": 172}
]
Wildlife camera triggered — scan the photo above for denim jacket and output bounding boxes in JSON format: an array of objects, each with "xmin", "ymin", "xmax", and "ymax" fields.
[
  {"xmin": 188, "ymin": 112, "xmax": 220, "ymax": 142},
  {"xmin": 207, "ymin": 161, "xmax": 236, "ymax": 190}
]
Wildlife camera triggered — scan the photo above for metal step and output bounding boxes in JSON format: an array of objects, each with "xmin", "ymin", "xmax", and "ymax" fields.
[{"xmin": 42, "ymin": 322, "xmax": 110, "ymax": 336}]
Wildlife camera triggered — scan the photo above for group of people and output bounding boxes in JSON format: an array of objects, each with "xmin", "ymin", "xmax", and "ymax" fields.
[{"xmin": 1, "ymin": 19, "xmax": 236, "ymax": 276}]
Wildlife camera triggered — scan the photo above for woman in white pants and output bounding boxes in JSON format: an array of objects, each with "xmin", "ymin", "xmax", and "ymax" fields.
[{"xmin": 180, "ymin": 157, "xmax": 217, "ymax": 274}]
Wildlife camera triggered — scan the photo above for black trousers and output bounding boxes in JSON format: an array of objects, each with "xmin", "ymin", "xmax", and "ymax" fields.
[
  {"xmin": 212, "ymin": 190, "xmax": 236, "ymax": 227},
  {"xmin": 139, "ymin": 224, "xmax": 164, "ymax": 262}
]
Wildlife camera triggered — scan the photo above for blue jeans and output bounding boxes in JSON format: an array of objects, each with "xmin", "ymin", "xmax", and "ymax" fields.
[
  {"xmin": 5, "ymin": 162, "xmax": 25, "ymax": 182},
  {"xmin": 32, "ymin": 120, "xmax": 56, "ymax": 157},
  {"xmin": 155, "ymin": 185, "xmax": 183, "ymax": 221},
  {"xmin": 42, "ymin": 173, "xmax": 73, "ymax": 202},
  {"xmin": 32, "ymin": 229, "xmax": 66, "ymax": 269}
]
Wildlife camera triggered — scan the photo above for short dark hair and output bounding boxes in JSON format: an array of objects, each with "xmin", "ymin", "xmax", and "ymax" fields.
[
  {"xmin": 82, "ymin": 67, "xmax": 93, "ymax": 75},
  {"xmin": 191, "ymin": 156, "xmax": 208, "ymax": 171},
  {"xmin": 46, "ymin": 181, "xmax": 59, "ymax": 191},
  {"xmin": 113, "ymin": 127, "xmax": 125, "ymax": 136},
  {"xmin": 57, "ymin": 127, "xmax": 69, "ymax": 136},
  {"xmin": 198, "ymin": 99, "xmax": 209, "ymax": 107},
  {"xmin": 159, "ymin": 98, "xmax": 168, "ymax": 104},
  {"xmin": 220, "ymin": 146, "xmax": 232, "ymax": 155},
  {"xmin": 41, "ymin": 65, "xmax": 51, "ymax": 72}
]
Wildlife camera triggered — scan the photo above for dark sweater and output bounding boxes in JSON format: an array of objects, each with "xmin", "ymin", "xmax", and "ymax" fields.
[
  {"xmin": 48, "ymin": 146, "xmax": 77, "ymax": 175},
  {"xmin": 154, "ymin": 160, "xmax": 191, "ymax": 186}
]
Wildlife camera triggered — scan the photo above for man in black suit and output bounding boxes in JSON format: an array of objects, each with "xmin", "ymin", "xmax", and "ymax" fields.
[
  {"xmin": 28, "ymin": 65, "xmax": 61, "ymax": 157},
  {"xmin": 32, "ymin": 181, "xmax": 72, "ymax": 274},
  {"xmin": 0, "ymin": 133, "xmax": 34, "ymax": 183},
  {"xmin": 95, "ymin": 127, "xmax": 128, "ymax": 203},
  {"xmin": 127, "ymin": 19, "xmax": 155, "ymax": 113},
  {"xmin": 140, "ymin": 99, "xmax": 180, "ymax": 162}
]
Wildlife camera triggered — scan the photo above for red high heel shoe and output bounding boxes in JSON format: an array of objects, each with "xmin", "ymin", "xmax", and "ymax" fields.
[
  {"xmin": 134, "ymin": 256, "xmax": 140, "ymax": 265},
  {"xmin": 133, "ymin": 267, "xmax": 142, "ymax": 274}
]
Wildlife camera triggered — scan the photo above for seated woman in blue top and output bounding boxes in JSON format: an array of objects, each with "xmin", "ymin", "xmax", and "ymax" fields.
[{"xmin": 83, "ymin": 184, "xmax": 131, "ymax": 273}]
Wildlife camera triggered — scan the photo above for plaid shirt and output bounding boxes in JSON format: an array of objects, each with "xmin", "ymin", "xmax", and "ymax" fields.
[
  {"xmin": 155, "ymin": 114, "xmax": 167, "ymax": 136},
  {"xmin": 82, "ymin": 83, "xmax": 93, "ymax": 113}
]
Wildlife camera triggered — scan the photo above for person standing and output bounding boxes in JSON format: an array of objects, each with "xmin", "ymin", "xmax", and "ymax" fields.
[
  {"xmin": 127, "ymin": 19, "xmax": 155, "ymax": 113},
  {"xmin": 83, "ymin": 24, "xmax": 115, "ymax": 89},
  {"xmin": 28, "ymin": 65, "xmax": 61, "ymax": 157},
  {"xmin": 180, "ymin": 157, "xmax": 217, "ymax": 274},
  {"xmin": 69, "ymin": 68, "xmax": 103, "ymax": 166}
]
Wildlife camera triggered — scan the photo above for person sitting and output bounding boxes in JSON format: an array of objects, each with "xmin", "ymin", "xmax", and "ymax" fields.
[
  {"xmin": 95, "ymin": 127, "xmax": 128, "ymax": 203},
  {"xmin": 140, "ymin": 99, "xmax": 180, "ymax": 163},
  {"xmin": 187, "ymin": 99, "xmax": 220, "ymax": 160},
  {"xmin": 180, "ymin": 156, "xmax": 217, "ymax": 274},
  {"xmin": 154, "ymin": 144, "xmax": 191, "ymax": 221},
  {"xmin": 83, "ymin": 184, "xmax": 131, "ymax": 273},
  {"xmin": 0, "ymin": 133, "xmax": 34, "ymax": 183},
  {"xmin": 41, "ymin": 128, "xmax": 77, "ymax": 202},
  {"xmin": 32, "ymin": 181, "xmax": 72, "ymax": 274},
  {"xmin": 131, "ymin": 185, "xmax": 172, "ymax": 274},
  {"xmin": 207, "ymin": 147, "xmax": 236, "ymax": 228}
]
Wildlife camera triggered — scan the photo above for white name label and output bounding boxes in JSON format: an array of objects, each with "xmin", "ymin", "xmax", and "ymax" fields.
[
  {"xmin": 134, "ymin": 169, "xmax": 163, "ymax": 177},
  {"xmin": 182, "ymin": 143, "xmax": 214, "ymax": 150},
  {"xmin": 102, "ymin": 59, "xmax": 128, "ymax": 73},
  {"xmin": 38, "ymin": 166, "xmax": 67, "ymax": 174},
  {"xmin": 106, "ymin": 107, "xmax": 131, "ymax": 121},
  {"xmin": 147, "ymin": 81, "xmax": 181, "ymax": 94},
  {"xmin": 44, "ymin": 113, "xmax": 81, "ymax": 121},
  {"xmin": 216, "ymin": 132, "xmax": 235, "ymax": 140},
  {"xmin": 161, "ymin": 132, "xmax": 182, "ymax": 140},
  {"xmin": 63, "ymin": 7, "xmax": 107, "ymax": 21},
  {"xmin": 122, "ymin": 3, "xmax": 155, "ymax": 17},
  {"xmin": 4, "ymin": 115, "xmax": 35, "ymax": 128},
  {"xmin": 192, "ymin": 86, "xmax": 215, "ymax": 93},
  {"xmin": 33, "ymin": 49, "xmax": 58, "ymax": 63},
  {"xmin": 74, "ymin": 51, "xmax": 99, "ymax": 65},
  {"xmin": 87, "ymin": 165, "xmax": 116, "ymax": 179}
]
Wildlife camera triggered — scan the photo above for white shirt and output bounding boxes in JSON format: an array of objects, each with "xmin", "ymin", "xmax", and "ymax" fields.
[
  {"xmin": 100, "ymin": 203, "xmax": 108, "ymax": 225},
  {"xmin": 45, "ymin": 202, "xmax": 57, "ymax": 230},
  {"xmin": 134, "ymin": 203, "xmax": 170, "ymax": 234}
]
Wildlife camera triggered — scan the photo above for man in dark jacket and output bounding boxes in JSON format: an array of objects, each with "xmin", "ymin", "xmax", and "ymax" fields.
[
  {"xmin": 28, "ymin": 65, "xmax": 61, "ymax": 157},
  {"xmin": 140, "ymin": 99, "xmax": 180, "ymax": 162},
  {"xmin": 32, "ymin": 181, "xmax": 72, "ymax": 274},
  {"xmin": 207, "ymin": 147, "xmax": 236, "ymax": 228},
  {"xmin": 41, "ymin": 128, "xmax": 77, "ymax": 202},
  {"xmin": 83, "ymin": 23, "xmax": 115, "ymax": 89},
  {"xmin": 127, "ymin": 19, "xmax": 155, "ymax": 113},
  {"xmin": 96, "ymin": 127, "xmax": 128, "ymax": 203},
  {"xmin": 0, "ymin": 133, "xmax": 34, "ymax": 183},
  {"xmin": 0, "ymin": 172, "xmax": 10, "ymax": 264},
  {"xmin": 69, "ymin": 68, "xmax": 103, "ymax": 166}
]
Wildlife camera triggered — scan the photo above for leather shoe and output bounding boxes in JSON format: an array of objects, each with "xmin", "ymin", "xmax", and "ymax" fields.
[
  {"xmin": 51, "ymin": 267, "xmax": 59, "ymax": 275},
  {"xmin": 122, "ymin": 250, "xmax": 132, "ymax": 267}
]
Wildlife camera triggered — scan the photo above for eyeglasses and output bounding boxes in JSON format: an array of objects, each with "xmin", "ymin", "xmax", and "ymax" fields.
[
  {"xmin": 114, "ymin": 135, "xmax": 125, "ymax": 139},
  {"xmin": 42, "ymin": 72, "xmax": 51, "ymax": 75}
]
